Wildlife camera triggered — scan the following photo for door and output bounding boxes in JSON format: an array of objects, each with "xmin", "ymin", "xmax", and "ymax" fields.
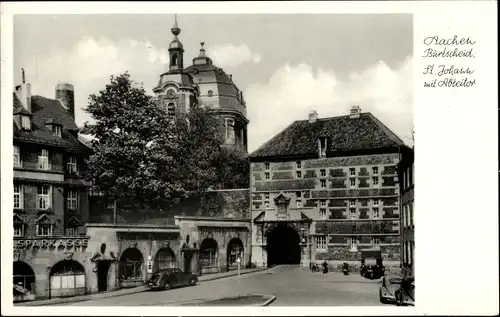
[{"xmin": 97, "ymin": 261, "xmax": 110, "ymax": 292}]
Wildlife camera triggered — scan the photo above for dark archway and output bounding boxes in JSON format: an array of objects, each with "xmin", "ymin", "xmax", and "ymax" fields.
[
  {"xmin": 119, "ymin": 248, "xmax": 144, "ymax": 282},
  {"xmin": 13, "ymin": 261, "xmax": 36, "ymax": 294},
  {"xmin": 154, "ymin": 247, "xmax": 176, "ymax": 271},
  {"xmin": 97, "ymin": 261, "xmax": 111, "ymax": 292},
  {"xmin": 49, "ymin": 260, "xmax": 86, "ymax": 298},
  {"xmin": 227, "ymin": 238, "xmax": 244, "ymax": 271},
  {"xmin": 266, "ymin": 224, "xmax": 301, "ymax": 267},
  {"xmin": 200, "ymin": 238, "xmax": 219, "ymax": 273}
]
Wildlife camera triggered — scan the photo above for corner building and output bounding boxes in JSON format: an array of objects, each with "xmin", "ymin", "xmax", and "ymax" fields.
[
  {"xmin": 12, "ymin": 74, "xmax": 93, "ymax": 301},
  {"xmin": 249, "ymin": 108, "xmax": 411, "ymax": 272}
]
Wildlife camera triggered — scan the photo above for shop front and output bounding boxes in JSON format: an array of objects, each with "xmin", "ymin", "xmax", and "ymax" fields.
[
  {"xmin": 13, "ymin": 236, "xmax": 91, "ymax": 301},
  {"xmin": 85, "ymin": 224, "xmax": 182, "ymax": 292}
]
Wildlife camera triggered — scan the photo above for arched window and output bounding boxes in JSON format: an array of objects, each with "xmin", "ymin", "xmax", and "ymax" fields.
[
  {"xmin": 154, "ymin": 247, "xmax": 176, "ymax": 271},
  {"xmin": 227, "ymin": 238, "xmax": 244, "ymax": 269},
  {"xmin": 167, "ymin": 103, "xmax": 176, "ymax": 117},
  {"xmin": 119, "ymin": 248, "xmax": 143, "ymax": 281},
  {"xmin": 50, "ymin": 260, "xmax": 86, "ymax": 297},
  {"xmin": 207, "ymin": 90, "xmax": 213, "ymax": 97},
  {"xmin": 13, "ymin": 261, "xmax": 36, "ymax": 294},
  {"xmin": 171, "ymin": 55, "xmax": 178, "ymax": 66},
  {"xmin": 199, "ymin": 238, "xmax": 218, "ymax": 270}
]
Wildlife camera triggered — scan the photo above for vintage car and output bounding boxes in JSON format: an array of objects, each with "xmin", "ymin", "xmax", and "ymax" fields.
[
  {"xmin": 395, "ymin": 276, "xmax": 415, "ymax": 306},
  {"xmin": 360, "ymin": 248, "xmax": 385, "ymax": 280},
  {"xmin": 379, "ymin": 275, "xmax": 402, "ymax": 304},
  {"xmin": 147, "ymin": 268, "xmax": 198, "ymax": 291}
]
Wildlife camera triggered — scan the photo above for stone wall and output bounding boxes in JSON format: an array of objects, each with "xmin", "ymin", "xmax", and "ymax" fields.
[{"xmin": 89, "ymin": 189, "xmax": 251, "ymax": 225}]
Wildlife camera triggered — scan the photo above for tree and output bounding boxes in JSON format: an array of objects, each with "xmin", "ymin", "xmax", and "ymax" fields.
[
  {"xmin": 214, "ymin": 146, "xmax": 250, "ymax": 189},
  {"xmin": 83, "ymin": 72, "xmax": 227, "ymax": 207}
]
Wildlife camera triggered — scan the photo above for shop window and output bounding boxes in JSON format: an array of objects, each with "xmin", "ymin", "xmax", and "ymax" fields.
[
  {"xmin": 154, "ymin": 247, "xmax": 176, "ymax": 271},
  {"xmin": 13, "ymin": 261, "xmax": 36, "ymax": 296},
  {"xmin": 119, "ymin": 248, "xmax": 144, "ymax": 281},
  {"xmin": 227, "ymin": 238, "xmax": 244, "ymax": 267},
  {"xmin": 200, "ymin": 238, "xmax": 219, "ymax": 269},
  {"xmin": 50, "ymin": 260, "xmax": 85, "ymax": 295}
]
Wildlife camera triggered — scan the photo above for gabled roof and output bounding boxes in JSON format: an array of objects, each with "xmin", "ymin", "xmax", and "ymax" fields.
[
  {"xmin": 249, "ymin": 112, "xmax": 406, "ymax": 159},
  {"xmin": 13, "ymin": 93, "xmax": 90, "ymax": 153},
  {"xmin": 36, "ymin": 213, "xmax": 54, "ymax": 224},
  {"xmin": 67, "ymin": 215, "xmax": 83, "ymax": 226}
]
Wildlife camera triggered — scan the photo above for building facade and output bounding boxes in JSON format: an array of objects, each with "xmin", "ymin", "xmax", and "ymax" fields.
[
  {"xmin": 85, "ymin": 17, "xmax": 252, "ymax": 294},
  {"xmin": 398, "ymin": 148, "xmax": 414, "ymax": 276},
  {"xmin": 153, "ymin": 16, "xmax": 249, "ymax": 151},
  {"xmin": 249, "ymin": 107, "xmax": 411, "ymax": 272},
  {"xmin": 12, "ymin": 73, "xmax": 93, "ymax": 301}
]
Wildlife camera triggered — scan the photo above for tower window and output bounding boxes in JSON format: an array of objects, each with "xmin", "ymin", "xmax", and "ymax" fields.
[
  {"xmin": 208, "ymin": 90, "xmax": 214, "ymax": 97},
  {"xmin": 167, "ymin": 103, "xmax": 176, "ymax": 117},
  {"xmin": 172, "ymin": 55, "xmax": 178, "ymax": 66}
]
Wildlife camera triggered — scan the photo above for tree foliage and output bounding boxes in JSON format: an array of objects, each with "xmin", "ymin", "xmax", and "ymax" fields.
[{"xmin": 83, "ymin": 72, "xmax": 239, "ymax": 205}]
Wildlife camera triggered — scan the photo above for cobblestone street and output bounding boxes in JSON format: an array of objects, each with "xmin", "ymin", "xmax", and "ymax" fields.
[{"xmin": 60, "ymin": 265, "xmax": 385, "ymax": 306}]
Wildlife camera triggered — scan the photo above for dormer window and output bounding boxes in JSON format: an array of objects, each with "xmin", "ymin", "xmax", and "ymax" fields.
[
  {"xmin": 318, "ymin": 137, "xmax": 327, "ymax": 158},
  {"xmin": 21, "ymin": 115, "xmax": 31, "ymax": 130},
  {"xmin": 52, "ymin": 124, "xmax": 62, "ymax": 137}
]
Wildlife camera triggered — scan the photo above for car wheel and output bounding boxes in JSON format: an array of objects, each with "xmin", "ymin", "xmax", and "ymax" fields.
[
  {"xmin": 189, "ymin": 279, "xmax": 197, "ymax": 286},
  {"xmin": 163, "ymin": 282, "xmax": 171, "ymax": 290}
]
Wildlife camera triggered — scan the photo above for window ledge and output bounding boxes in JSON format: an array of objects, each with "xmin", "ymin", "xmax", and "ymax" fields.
[{"xmin": 14, "ymin": 208, "xmax": 26, "ymax": 214}]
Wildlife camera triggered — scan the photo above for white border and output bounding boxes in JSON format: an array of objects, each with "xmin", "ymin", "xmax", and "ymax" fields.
[{"xmin": 1, "ymin": 1, "xmax": 498, "ymax": 316}]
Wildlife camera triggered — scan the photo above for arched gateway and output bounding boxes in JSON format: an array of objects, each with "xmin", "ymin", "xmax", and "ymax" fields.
[{"xmin": 266, "ymin": 224, "xmax": 301, "ymax": 266}]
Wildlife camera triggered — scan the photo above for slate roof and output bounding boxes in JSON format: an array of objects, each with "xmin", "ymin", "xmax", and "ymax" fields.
[
  {"xmin": 13, "ymin": 93, "xmax": 91, "ymax": 153},
  {"xmin": 249, "ymin": 112, "xmax": 406, "ymax": 160}
]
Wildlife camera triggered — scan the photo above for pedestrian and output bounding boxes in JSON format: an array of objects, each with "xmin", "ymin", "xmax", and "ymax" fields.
[{"xmin": 322, "ymin": 261, "xmax": 328, "ymax": 274}]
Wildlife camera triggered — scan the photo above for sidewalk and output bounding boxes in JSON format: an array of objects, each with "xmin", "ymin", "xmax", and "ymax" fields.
[{"xmin": 15, "ymin": 267, "xmax": 266, "ymax": 307}]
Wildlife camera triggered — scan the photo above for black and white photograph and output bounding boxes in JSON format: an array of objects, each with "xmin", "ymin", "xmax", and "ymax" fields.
[
  {"xmin": 1, "ymin": 1, "xmax": 498, "ymax": 316},
  {"xmin": 9, "ymin": 13, "xmax": 414, "ymax": 307}
]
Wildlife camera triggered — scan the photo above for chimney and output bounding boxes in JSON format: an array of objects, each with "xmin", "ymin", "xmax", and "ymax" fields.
[
  {"xmin": 56, "ymin": 83, "xmax": 75, "ymax": 119},
  {"xmin": 15, "ymin": 68, "xmax": 32, "ymax": 112},
  {"xmin": 349, "ymin": 105, "xmax": 361, "ymax": 119},
  {"xmin": 309, "ymin": 110, "xmax": 318, "ymax": 123}
]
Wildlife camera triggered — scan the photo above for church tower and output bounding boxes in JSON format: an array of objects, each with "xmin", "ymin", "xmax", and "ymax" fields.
[
  {"xmin": 153, "ymin": 15, "xmax": 198, "ymax": 117},
  {"xmin": 168, "ymin": 14, "xmax": 184, "ymax": 72}
]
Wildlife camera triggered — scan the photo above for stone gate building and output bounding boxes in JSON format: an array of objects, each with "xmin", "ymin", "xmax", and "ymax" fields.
[{"xmin": 248, "ymin": 107, "xmax": 412, "ymax": 272}]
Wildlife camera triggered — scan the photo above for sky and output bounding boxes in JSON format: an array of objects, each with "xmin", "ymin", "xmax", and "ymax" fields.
[{"xmin": 14, "ymin": 14, "xmax": 413, "ymax": 152}]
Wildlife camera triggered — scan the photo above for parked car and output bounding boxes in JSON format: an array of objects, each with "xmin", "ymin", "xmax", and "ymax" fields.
[
  {"xmin": 147, "ymin": 268, "xmax": 198, "ymax": 291},
  {"xmin": 395, "ymin": 276, "xmax": 415, "ymax": 306},
  {"xmin": 379, "ymin": 275, "xmax": 402, "ymax": 304},
  {"xmin": 360, "ymin": 248, "xmax": 385, "ymax": 279}
]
